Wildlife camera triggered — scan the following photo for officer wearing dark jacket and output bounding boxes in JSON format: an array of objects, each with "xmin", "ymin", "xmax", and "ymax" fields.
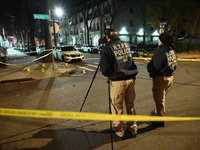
[
  {"xmin": 100, "ymin": 28, "xmax": 138, "ymax": 139},
  {"xmin": 147, "ymin": 32, "xmax": 177, "ymax": 127}
]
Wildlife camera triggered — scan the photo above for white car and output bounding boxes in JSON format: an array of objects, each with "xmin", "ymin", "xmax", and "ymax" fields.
[
  {"xmin": 54, "ymin": 45, "xmax": 84, "ymax": 62},
  {"xmin": 81, "ymin": 44, "xmax": 99, "ymax": 53},
  {"xmin": 36, "ymin": 45, "xmax": 45, "ymax": 56}
]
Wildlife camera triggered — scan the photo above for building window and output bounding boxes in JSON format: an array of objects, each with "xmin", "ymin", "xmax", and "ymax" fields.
[
  {"xmin": 129, "ymin": 20, "xmax": 133, "ymax": 27},
  {"xmin": 87, "ymin": 13, "xmax": 93, "ymax": 20},
  {"xmin": 97, "ymin": 22, "xmax": 100, "ymax": 30},
  {"xmin": 130, "ymin": 6, "xmax": 133, "ymax": 13},
  {"xmin": 80, "ymin": 17, "xmax": 83, "ymax": 22},
  {"xmin": 104, "ymin": 5, "xmax": 111, "ymax": 14}
]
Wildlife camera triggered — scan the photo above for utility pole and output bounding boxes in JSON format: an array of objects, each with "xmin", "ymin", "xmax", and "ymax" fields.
[{"xmin": 44, "ymin": 0, "xmax": 55, "ymax": 69}]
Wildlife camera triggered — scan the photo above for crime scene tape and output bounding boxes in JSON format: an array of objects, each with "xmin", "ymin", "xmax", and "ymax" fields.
[
  {"xmin": 0, "ymin": 61, "xmax": 10, "ymax": 65},
  {"xmin": 133, "ymin": 57, "xmax": 200, "ymax": 62},
  {"xmin": 177, "ymin": 58, "xmax": 200, "ymax": 61},
  {"xmin": 0, "ymin": 108, "xmax": 200, "ymax": 122},
  {"xmin": 83, "ymin": 55, "xmax": 200, "ymax": 62},
  {"xmin": 0, "ymin": 49, "xmax": 54, "ymax": 66},
  {"xmin": 0, "ymin": 48, "xmax": 53, "ymax": 57}
]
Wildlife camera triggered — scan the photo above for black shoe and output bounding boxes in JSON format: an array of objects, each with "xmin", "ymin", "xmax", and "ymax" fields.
[
  {"xmin": 127, "ymin": 129, "xmax": 137, "ymax": 138},
  {"xmin": 151, "ymin": 121, "xmax": 165, "ymax": 128},
  {"xmin": 110, "ymin": 128, "xmax": 125, "ymax": 140},
  {"xmin": 113, "ymin": 132, "xmax": 125, "ymax": 140}
]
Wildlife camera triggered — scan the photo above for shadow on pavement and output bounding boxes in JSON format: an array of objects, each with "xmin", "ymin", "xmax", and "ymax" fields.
[{"xmin": 6, "ymin": 122, "xmax": 156, "ymax": 150}]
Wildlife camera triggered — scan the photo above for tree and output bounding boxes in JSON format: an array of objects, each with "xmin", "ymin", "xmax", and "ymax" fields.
[
  {"xmin": 79, "ymin": 0, "xmax": 102, "ymax": 44},
  {"xmin": 0, "ymin": 0, "xmax": 15, "ymax": 46},
  {"xmin": 104, "ymin": 0, "xmax": 128, "ymax": 28},
  {"xmin": 129, "ymin": 0, "xmax": 148, "ymax": 43},
  {"xmin": 183, "ymin": 0, "xmax": 200, "ymax": 38},
  {"xmin": 43, "ymin": 0, "xmax": 53, "ymax": 62},
  {"xmin": 146, "ymin": 0, "xmax": 200, "ymax": 52},
  {"xmin": 76, "ymin": 0, "xmax": 127, "ymax": 44},
  {"xmin": 1, "ymin": 0, "xmax": 45, "ymax": 51},
  {"xmin": 58, "ymin": 13, "xmax": 71, "ymax": 45},
  {"xmin": 145, "ymin": 0, "xmax": 200, "ymax": 37},
  {"xmin": 11, "ymin": 0, "xmax": 30, "ymax": 50}
]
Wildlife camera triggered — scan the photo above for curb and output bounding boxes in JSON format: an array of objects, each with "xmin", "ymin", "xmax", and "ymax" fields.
[{"xmin": 0, "ymin": 77, "xmax": 36, "ymax": 85}]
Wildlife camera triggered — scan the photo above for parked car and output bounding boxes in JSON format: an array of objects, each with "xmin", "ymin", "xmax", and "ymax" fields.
[
  {"xmin": 74, "ymin": 45, "xmax": 82, "ymax": 52},
  {"xmin": 54, "ymin": 45, "xmax": 84, "ymax": 62},
  {"xmin": 144, "ymin": 44, "xmax": 157, "ymax": 51},
  {"xmin": 0, "ymin": 46, "xmax": 7, "ymax": 67},
  {"xmin": 130, "ymin": 45, "xmax": 149, "ymax": 57},
  {"xmin": 81, "ymin": 44, "xmax": 98, "ymax": 53},
  {"xmin": 98, "ymin": 44, "xmax": 105, "ymax": 54},
  {"xmin": 28, "ymin": 45, "xmax": 37, "ymax": 55},
  {"xmin": 36, "ymin": 45, "xmax": 45, "ymax": 56}
]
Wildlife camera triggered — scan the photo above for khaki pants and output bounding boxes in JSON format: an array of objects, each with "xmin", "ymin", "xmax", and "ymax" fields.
[
  {"xmin": 110, "ymin": 79, "xmax": 137, "ymax": 137},
  {"xmin": 152, "ymin": 76, "xmax": 173, "ymax": 116}
]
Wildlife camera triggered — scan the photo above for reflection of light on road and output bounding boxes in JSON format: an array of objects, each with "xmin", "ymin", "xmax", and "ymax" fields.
[
  {"xmin": 85, "ymin": 64, "xmax": 98, "ymax": 68},
  {"xmin": 76, "ymin": 65, "xmax": 95, "ymax": 71},
  {"xmin": 75, "ymin": 63, "xmax": 98, "ymax": 72}
]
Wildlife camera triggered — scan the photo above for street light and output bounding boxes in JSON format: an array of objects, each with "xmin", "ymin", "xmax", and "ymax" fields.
[
  {"xmin": 55, "ymin": 8, "xmax": 70, "ymax": 45},
  {"xmin": 53, "ymin": 7, "xmax": 63, "ymax": 48},
  {"xmin": 55, "ymin": 8, "xmax": 63, "ymax": 17},
  {"xmin": 53, "ymin": 7, "xmax": 63, "ymax": 63}
]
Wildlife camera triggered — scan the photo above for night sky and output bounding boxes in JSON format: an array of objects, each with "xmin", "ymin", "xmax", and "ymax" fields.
[{"xmin": 0, "ymin": 0, "xmax": 91, "ymax": 15}]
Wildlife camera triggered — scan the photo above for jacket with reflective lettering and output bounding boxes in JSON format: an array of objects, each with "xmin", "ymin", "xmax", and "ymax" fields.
[
  {"xmin": 100, "ymin": 38, "xmax": 138, "ymax": 81},
  {"xmin": 147, "ymin": 44, "xmax": 177, "ymax": 77}
]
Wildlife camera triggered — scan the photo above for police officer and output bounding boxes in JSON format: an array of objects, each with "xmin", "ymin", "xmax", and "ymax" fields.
[
  {"xmin": 147, "ymin": 32, "xmax": 177, "ymax": 127},
  {"xmin": 99, "ymin": 28, "xmax": 138, "ymax": 139}
]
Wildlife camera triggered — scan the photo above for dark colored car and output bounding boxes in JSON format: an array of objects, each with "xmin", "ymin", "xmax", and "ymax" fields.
[
  {"xmin": 98, "ymin": 44, "xmax": 105, "ymax": 54},
  {"xmin": 130, "ymin": 45, "xmax": 149, "ymax": 57}
]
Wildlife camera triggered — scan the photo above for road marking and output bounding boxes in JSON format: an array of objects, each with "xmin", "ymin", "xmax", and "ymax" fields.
[
  {"xmin": 0, "ymin": 108, "xmax": 200, "ymax": 122},
  {"xmin": 83, "ymin": 58, "xmax": 100, "ymax": 60},
  {"xmin": 75, "ymin": 65, "xmax": 96, "ymax": 71},
  {"xmin": 85, "ymin": 64, "xmax": 98, "ymax": 68},
  {"xmin": 75, "ymin": 63, "xmax": 98, "ymax": 72}
]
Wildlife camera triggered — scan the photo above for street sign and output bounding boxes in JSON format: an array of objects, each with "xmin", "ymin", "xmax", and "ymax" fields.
[
  {"xmin": 34, "ymin": 14, "xmax": 49, "ymax": 20},
  {"xmin": 50, "ymin": 23, "xmax": 60, "ymax": 33}
]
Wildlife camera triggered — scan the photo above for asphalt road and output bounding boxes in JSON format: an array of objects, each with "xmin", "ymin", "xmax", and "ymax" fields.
[{"xmin": 0, "ymin": 60, "xmax": 200, "ymax": 150}]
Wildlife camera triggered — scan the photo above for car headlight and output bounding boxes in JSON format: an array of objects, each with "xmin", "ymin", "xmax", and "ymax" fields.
[{"xmin": 64, "ymin": 54, "xmax": 70, "ymax": 57}]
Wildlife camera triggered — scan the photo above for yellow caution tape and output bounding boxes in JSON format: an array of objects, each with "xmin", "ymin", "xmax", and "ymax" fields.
[
  {"xmin": 83, "ymin": 55, "xmax": 200, "ymax": 62},
  {"xmin": 0, "ymin": 108, "xmax": 200, "ymax": 122},
  {"xmin": 177, "ymin": 58, "xmax": 200, "ymax": 61},
  {"xmin": 133, "ymin": 57, "xmax": 151, "ymax": 60},
  {"xmin": 133, "ymin": 57, "xmax": 200, "ymax": 62}
]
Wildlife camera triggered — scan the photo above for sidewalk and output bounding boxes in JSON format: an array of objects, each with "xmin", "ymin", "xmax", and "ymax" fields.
[
  {"xmin": 149, "ymin": 51, "xmax": 200, "ymax": 59},
  {"xmin": 0, "ymin": 48, "xmax": 76, "ymax": 84},
  {"xmin": 0, "ymin": 48, "xmax": 200, "ymax": 84},
  {"xmin": 176, "ymin": 51, "xmax": 200, "ymax": 59}
]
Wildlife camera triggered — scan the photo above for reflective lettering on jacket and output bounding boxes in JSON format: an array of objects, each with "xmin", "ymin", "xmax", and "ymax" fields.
[
  {"xmin": 165, "ymin": 50, "xmax": 177, "ymax": 71},
  {"xmin": 112, "ymin": 42, "xmax": 132, "ymax": 62}
]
